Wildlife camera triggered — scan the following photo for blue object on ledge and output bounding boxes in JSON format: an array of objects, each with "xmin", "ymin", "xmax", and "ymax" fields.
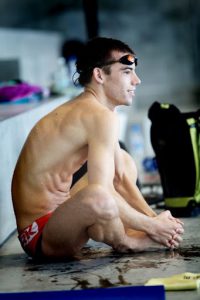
[{"xmin": 0, "ymin": 286, "xmax": 165, "ymax": 300}]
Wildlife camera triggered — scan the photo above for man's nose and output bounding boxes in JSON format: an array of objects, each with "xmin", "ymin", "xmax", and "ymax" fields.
[{"xmin": 132, "ymin": 73, "xmax": 141, "ymax": 85}]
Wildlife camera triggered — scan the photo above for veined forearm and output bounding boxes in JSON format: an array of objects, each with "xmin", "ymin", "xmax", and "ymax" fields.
[
  {"xmin": 114, "ymin": 176, "xmax": 156, "ymax": 217},
  {"xmin": 111, "ymin": 188, "xmax": 153, "ymax": 233}
]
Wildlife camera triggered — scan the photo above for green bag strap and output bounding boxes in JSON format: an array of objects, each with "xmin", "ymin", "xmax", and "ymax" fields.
[{"xmin": 187, "ymin": 118, "xmax": 200, "ymax": 201}]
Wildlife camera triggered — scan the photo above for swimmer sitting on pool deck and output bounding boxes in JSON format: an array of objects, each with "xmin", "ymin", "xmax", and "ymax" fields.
[{"xmin": 12, "ymin": 37, "xmax": 184, "ymax": 259}]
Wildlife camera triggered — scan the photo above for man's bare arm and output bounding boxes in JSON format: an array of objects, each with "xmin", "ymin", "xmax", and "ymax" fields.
[
  {"xmin": 87, "ymin": 111, "xmax": 117, "ymax": 189},
  {"xmin": 85, "ymin": 112, "xmax": 184, "ymax": 248},
  {"xmin": 114, "ymin": 148, "xmax": 156, "ymax": 217},
  {"xmin": 86, "ymin": 111, "xmax": 154, "ymax": 232}
]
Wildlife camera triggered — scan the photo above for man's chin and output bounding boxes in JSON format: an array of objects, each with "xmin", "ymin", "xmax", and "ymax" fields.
[
  {"xmin": 118, "ymin": 97, "xmax": 133, "ymax": 106},
  {"xmin": 125, "ymin": 97, "xmax": 133, "ymax": 106}
]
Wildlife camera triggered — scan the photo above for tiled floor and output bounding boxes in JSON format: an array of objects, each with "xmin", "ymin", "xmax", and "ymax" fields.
[{"xmin": 0, "ymin": 213, "xmax": 200, "ymax": 300}]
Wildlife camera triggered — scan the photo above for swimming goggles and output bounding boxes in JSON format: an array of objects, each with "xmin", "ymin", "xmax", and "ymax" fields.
[{"xmin": 99, "ymin": 54, "xmax": 138, "ymax": 68}]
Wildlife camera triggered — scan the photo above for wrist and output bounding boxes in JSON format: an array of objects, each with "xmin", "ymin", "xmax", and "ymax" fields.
[{"xmin": 140, "ymin": 214, "xmax": 154, "ymax": 234}]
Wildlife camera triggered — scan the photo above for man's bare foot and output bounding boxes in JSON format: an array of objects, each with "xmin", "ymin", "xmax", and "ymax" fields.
[{"xmin": 114, "ymin": 231, "xmax": 166, "ymax": 253}]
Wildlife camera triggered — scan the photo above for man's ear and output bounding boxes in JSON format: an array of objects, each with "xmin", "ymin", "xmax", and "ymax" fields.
[{"xmin": 93, "ymin": 67, "xmax": 104, "ymax": 84}]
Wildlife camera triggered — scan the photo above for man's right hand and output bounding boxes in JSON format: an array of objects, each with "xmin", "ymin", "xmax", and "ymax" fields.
[{"xmin": 147, "ymin": 210, "xmax": 184, "ymax": 248}]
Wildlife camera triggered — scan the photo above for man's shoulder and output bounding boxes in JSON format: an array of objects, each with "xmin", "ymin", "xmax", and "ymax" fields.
[
  {"xmin": 97, "ymin": 109, "xmax": 118, "ymax": 126},
  {"xmin": 87, "ymin": 104, "xmax": 117, "ymax": 125},
  {"xmin": 69, "ymin": 94, "xmax": 119, "ymax": 132},
  {"xmin": 89, "ymin": 110, "xmax": 119, "ymax": 142},
  {"xmin": 76, "ymin": 98, "xmax": 116, "ymax": 122}
]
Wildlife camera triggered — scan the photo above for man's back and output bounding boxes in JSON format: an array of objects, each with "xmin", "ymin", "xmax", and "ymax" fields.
[{"xmin": 12, "ymin": 92, "xmax": 112, "ymax": 230}]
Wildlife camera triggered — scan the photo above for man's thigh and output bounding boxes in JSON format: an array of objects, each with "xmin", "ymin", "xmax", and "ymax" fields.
[
  {"xmin": 41, "ymin": 184, "xmax": 97, "ymax": 258},
  {"xmin": 70, "ymin": 173, "xmax": 88, "ymax": 197}
]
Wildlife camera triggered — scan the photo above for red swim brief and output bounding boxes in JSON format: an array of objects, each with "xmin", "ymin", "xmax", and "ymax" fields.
[{"xmin": 18, "ymin": 213, "xmax": 52, "ymax": 258}]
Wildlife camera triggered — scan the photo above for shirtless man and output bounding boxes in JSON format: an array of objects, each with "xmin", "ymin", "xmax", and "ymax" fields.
[{"xmin": 12, "ymin": 37, "xmax": 184, "ymax": 259}]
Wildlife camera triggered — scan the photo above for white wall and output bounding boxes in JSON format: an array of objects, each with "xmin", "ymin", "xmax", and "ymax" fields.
[
  {"xmin": 0, "ymin": 97, "xmax": 69, "ymax": 245},
  {"xmin": 0, "ymin": 28, "xmax": 62, "ymax": 86}
]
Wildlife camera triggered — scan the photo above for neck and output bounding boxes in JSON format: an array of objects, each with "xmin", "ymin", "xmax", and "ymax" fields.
[
  {"xmin": 84, "ymin": 86, "xmax": 116, "ymax": 111},
  {"xmin": 84, "ymin": 87, "xmax": 98, "ymax": 100}
]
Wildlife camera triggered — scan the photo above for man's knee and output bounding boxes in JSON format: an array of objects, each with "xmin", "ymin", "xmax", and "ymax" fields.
[{"xmin": 83, "ymin": 184, "xmax": 119, "ymax": 221}]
